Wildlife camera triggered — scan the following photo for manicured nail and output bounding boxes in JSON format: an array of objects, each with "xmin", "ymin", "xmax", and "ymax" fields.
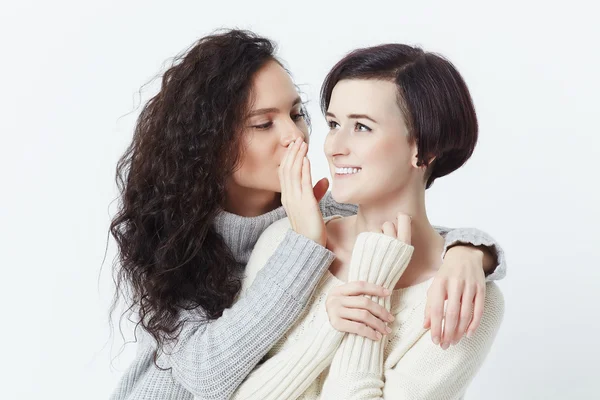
[
  {"xmin": 432, "ymin": 336, "xmax": 440, "ymax": 345},
  {"xmin": 386, "ymin": 326, "xmax": 392, "ymax": 334},
  {"xmin": 376, "ymin": 332, "xmax": 382, "ymax": 340},
  {"xmin": 388, "ymin": 314, "xmax": 395, "ymax": 322},
  {"xmin": 466, "ymin": 331, "xmax": 473, "ymax": 338},
  {"xmin": 452, "ymin": 339, "xmax": 459, "ymax": 346},
  {"xmin": 441, "ymin": 342, "xmax": 450, "ymax": 350}
]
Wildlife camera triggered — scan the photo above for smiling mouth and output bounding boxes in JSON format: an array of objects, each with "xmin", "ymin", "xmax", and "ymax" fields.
[{"xmin": 335, "ymin": 167, "xmax": 361, "ymax": 175}]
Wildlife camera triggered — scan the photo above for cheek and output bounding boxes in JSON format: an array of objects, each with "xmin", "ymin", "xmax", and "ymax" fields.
[
  {"xmin": 323, "ymin": 133, "xmax": 333, "ymax": 155},
  {"xmin": 299, "ymin": 120, "xmax": 310, "ymax": 141},
  {"xmin": 233, "ymin": 136, "xmax": 261, "ymax": 181},
  {"xmin": 365, "ymin": 138, "xmax": 413, "ymax": 182},
  {"xmin": 233, "ymin": 133, "xmax": 281, "ymax": 188},
  {"xmin": 243, "ymin": 143, "xmax": 271, "ymax": 172}
]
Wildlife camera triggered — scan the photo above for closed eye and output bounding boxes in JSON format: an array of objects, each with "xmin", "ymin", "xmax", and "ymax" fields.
[
  {"xmin": 252, "ymin": 121, "xmax": 273, "ymax": 130},
  {"xmin": 292, "ymin": 112, "xmax": 306, "ymax": 122}
]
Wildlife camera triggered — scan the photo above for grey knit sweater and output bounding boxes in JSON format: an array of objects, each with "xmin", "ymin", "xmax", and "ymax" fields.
[{"xmin": 109, "ymin": 193, "xmax": 506, "ymax": 400}]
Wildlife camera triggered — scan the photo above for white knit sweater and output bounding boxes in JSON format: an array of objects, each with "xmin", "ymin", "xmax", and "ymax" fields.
[{"xmin": 230, "ymin": 217, "xmax": 505, "ymax": 400}]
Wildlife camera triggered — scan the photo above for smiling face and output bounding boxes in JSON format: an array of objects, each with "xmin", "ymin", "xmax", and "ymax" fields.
[
  {"xmin": 230, "ymin": 60, "xmax": 309, "ymax": 194},
  {"xmin": 324, "ymin": 79, "xmax": 424, "ymax": 205}
]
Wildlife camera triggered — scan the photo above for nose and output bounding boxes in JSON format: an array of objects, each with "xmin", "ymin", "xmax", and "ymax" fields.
[
  {"xmin": 324, "ymin": 128, "xmax": 350, "ymax": 158},
  {"xmin": 280, "ymin": 120, "xmax": 306, "ymax": 147}
]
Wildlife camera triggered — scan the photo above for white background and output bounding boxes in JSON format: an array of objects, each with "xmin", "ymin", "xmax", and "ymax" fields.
[{"xmin": 1, "ymin": 0, "xmax": 598, "ymax": 399}]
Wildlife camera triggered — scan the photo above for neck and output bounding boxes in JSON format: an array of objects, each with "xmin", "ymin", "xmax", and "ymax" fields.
[
  {"xmin": 353, "ymin": 185, "xmax": 445, "ymax": 283},
  {"xmin": 225, "ymin": 182, "xmax": 281, "ymax": 217}
]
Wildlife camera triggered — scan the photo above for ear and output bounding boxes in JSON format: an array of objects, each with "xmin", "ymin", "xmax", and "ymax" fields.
[
  {"xmin": 412, "ymin": 147, "xmax": 436, "ymax": 169},
  {"xmin": 410, "ymin": 143, "xmax": 421, "ymax": 168}
]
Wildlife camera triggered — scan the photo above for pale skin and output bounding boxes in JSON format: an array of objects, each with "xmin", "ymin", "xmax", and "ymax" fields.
[{"xmin": 230, "ymin": 60, "xmax": 496, "ymax": 349}]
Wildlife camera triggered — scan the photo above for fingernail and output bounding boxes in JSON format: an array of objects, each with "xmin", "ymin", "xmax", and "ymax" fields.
[
  {"xmin": 383, "ymin": 289, "xmax": 391, "ymax": 295},
  {"xmin": 441, "ymin": 342, "xmax": 450, "ymax": 350},
  {"xmin": 433, "ymin": 336, "xmax": 440, "ymax": 345},
  {"xmin": 388, "ymin": 314, "xmax": 395, "ymax": 322},
  {"xmin": 386, "ymin": 326, "xmax": 392, "ymax": 334},
  {"xmin": 466, "ymin": 331, "xmax": 473, "ymax": 338},
  {"xmin": 376, "ymin": 332, "xmax": 382, "ymax": 340},
  {"xmin": 452, "ymin": 339, "xmax": 459, "ymax": 345}
]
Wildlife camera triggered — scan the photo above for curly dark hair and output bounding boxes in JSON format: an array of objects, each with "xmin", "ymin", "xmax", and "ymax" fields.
[{"xmin": 110, "ymin": 29, "xmax": 280, "ymax": 359}]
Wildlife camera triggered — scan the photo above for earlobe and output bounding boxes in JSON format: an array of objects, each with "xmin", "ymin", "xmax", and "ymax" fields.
[
  {"xmin": 412, "ymin": 155, "xmax": 421, "ymax": 168},
  {"xmin": 413, "ymin": 152, "xmax": 436, "ymax": 169},
  {"xmin": 411, "ymin": 148, "xmax": 421, "ymax": 168}
]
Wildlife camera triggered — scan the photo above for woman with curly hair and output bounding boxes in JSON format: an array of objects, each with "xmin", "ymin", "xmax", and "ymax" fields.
[{"xmin": 109, "ymin": 29, "xmax": 506, "ymax": 400}]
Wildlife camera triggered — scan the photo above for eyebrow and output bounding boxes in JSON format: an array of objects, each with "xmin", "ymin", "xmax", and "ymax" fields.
[
  {"xmin": 326, "ymin": 112, "xmax": 378, "ymax": 124},
  {"xmin": 248, "ymin": 96, "xmax": 302, "ymax": 117}
]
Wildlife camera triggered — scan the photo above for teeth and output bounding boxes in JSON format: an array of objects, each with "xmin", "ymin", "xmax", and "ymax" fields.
[{"xmin": 335, "ymin": 167, "xmax": 361, "ymax": 175}]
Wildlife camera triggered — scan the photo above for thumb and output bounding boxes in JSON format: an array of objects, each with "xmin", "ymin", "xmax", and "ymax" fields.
[{"xmin": 312, "ymin": 178, "xmax": 330, "ymax": 202}]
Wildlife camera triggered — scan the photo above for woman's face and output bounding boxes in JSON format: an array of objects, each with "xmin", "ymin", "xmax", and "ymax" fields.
[
  {"xmin": 324, "ymin": 79, "xmax": 422, "ymax": 205},
  {"xmin": 231, "ymin": 60, "xmax": 309, "ymax": 194}
]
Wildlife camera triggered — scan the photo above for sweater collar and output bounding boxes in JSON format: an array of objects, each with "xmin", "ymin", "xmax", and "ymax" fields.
[{"xmin": 213, "ymin": 206, "xmax": 287, "ymax": 265}]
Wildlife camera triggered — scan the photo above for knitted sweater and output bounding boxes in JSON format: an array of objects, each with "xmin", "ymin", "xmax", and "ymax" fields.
[
  {"xmin": 110, "ymin": 194, "xmax": 506, "ymax": 400},
  {"xmin": 231, "ymin": 217, "xmax": 504, "ymax": 400}
]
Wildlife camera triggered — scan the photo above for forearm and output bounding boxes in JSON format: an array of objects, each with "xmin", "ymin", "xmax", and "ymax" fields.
[
  {"xmin": 164, "ymin": 231, "xmax": 335, "ymax": 400},
  {"xmin": 232, "ymin": 294, "xmax": 344, "ymax": 400},
  {"xmin": 321, "ymin": 233, "xmax": 413, "ymax": 400}
]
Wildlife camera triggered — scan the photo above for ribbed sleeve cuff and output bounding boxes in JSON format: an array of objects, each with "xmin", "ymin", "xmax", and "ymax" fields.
[
  {"xmin": 441, "ymin": 228, "xmax": 507, "ymax": 282},
  {"xmin": 326, "ymin": 233, "xmax": 414, "ymax": 376},
  {"xmin": 349, "ymin": 232, "xmax": 414, "ymax": 289}
]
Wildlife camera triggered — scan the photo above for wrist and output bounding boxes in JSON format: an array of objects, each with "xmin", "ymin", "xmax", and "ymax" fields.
[{"xmin": 445, "ymin": 244, "xmax": 485, "ymax": 263}]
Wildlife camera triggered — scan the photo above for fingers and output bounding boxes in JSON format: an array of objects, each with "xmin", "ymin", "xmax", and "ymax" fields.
[
  {"xmin": 423, "ymin": 301, "xmax": 431, "ymax": 329},
  {"xmin": 427, "ymin": 281, "xmax": 446, "ymax": 346},
  {"xmin": 278, "ymin": 144, "xmax": 291, "ymax": 205},
  {"xmin": 280, "ymin": 138, "xmax": 308, "ymax": 208},
  {"xmin": 301, "ymin": 157, "xmax": 314, "ymax": 199},
  {"xmin": 285, "ymin": 139, "xmax": 304, "ymax": 197},
  {"xmin": 379, "ymin": 213, "xmax": 411, "ymax": 243},
  {"xmin": 466, "ymin": 284, "xmax": 485, "ymax": 338},
  {"xmin": 396, "ymin": 213, "xmax": 412, "ymax": 244},
  {"xmin": 335, "ymin": 319, "xmax": 382, "ymax": 341},
  {"xmin": 279, "ymin": 139, "xmax": 299, "ymax": 203},
  {"xmin": 332, "ymin": 281, "xmax": 391, "ymax": 298},
  {"xmin": 381, "ymin": 221, "xmax": 396, "ymax": 237},
  {"xmin": 290, "ymin": 141, "xmax": 308, "ymax": 195},
  {"xmin": 453, "ymin": 285, "xmax": 476, "ymax": 345},
  {"xmin": 312, "ymin": 177, "xmax": 329, "ymax": 202},
  {"xmin": 441, "ymin": 280, "xmax": 464, "ymax": 350},
  {"xmin": 337, "ymin": 307, "xmax": 391, "ymax": 336},
  {"xmin": 340, "ymin": 296, "xmax": 394, "ymax": 323}
]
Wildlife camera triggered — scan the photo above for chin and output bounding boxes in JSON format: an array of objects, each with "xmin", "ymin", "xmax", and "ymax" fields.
[{"xmin": 331, "ymin": 188, "xmax": 359, "ymax": 205}]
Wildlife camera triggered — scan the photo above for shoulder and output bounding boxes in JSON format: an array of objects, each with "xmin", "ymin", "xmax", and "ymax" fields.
[
  {"xmin": 241, "ymin": 218, "xmax": 292, "ymax": 291},
  {"xmin": 320, "ymin": 191, "xmax": 357, "ymax": 218},
  {"xmin": 258, "ymin": 217, "xmax": 292, "ymax": 244},
  {"xmin": 252, "ymin": 216, "xmax": 292, "ymax": 261}
]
